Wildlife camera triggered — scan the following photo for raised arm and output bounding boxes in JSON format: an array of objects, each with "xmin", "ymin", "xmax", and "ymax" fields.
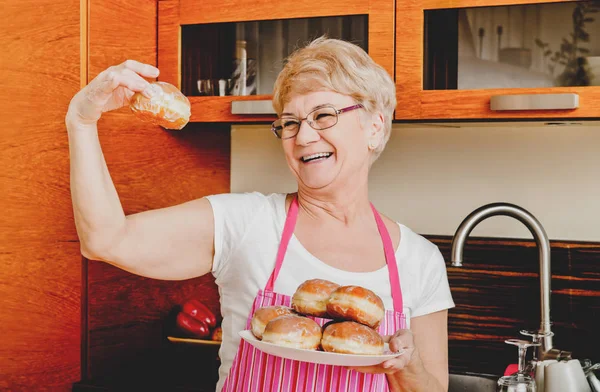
[{"xmin": 66, "ymin": 60, "xmax": 215, "ymax": 280}]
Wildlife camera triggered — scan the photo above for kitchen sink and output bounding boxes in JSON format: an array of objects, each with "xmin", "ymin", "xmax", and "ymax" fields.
[{"xmin": 449, "ymin": 373, "xmax": 498, "ymax": 392}]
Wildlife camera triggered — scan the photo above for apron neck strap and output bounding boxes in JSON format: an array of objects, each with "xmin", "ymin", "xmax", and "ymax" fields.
[
  {"xmin": 264, "ymin": 196, "xmax": 299, "ymax": 292},
  {"xmin": 264, "ymin": 196, "xmax": 404, "ymax": 312},
  {"xmin": 370, "ymin": 203, "xmax": 404, "ymax": 312}
]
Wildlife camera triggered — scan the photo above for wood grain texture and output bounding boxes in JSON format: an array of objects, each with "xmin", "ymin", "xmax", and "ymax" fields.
[
  {"xmin": 158, "ymin": 0, "xmax": 180, "ymax": 89},
  {"xmin": 160, "ymin": 0, "xmax": 394, "ymax": 122},
  {"xmin": 179, "ymin": 0, "xmax": 371, "ymax": 25},
  {"xmin": 369, "ymin": 0, "xmax": 395, "ymax": 79},
  {"xmin": 189, "ymin": 96, "xmax": 276, "ymax": 123},
  {"xmin": 0, "ymin": 0, "xmax": 81, "ymax": 390},
  {"xmin": 427, "ymin": 236, "xmax": 600, "ymax": 375},
  {"xmin": 395, "ymin": 0, "xmax": 600, "ymax": 120},
  {"xmin": 86, "ymin": 0, "xmax": 230, "ymax": 387},
  {"xmin": 422, "ymin": 0, "xmax": 577, "ymax": 9},
  {"xmin": 87, "ymin": 260, "xmax": 222, "ymax": 387},
  {"xmin": 395, "ymin": 0, "xmax": 423, "ymax": 120},
  {"xmin": 0, "ymin": 1, "xmax": 80, "ymax": 244},
  {"xmin": 0, "ymin": 242, "xmax": 81, "ymax": 391},
  {"xmin": 400, "ymin": 88, "xmax": 600, "ymax": 120}
]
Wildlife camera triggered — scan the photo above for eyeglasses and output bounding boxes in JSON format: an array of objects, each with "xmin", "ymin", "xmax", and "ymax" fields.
[{"xmin": 271, "ymin": 104, "xmax": 364, "ymax": 139}]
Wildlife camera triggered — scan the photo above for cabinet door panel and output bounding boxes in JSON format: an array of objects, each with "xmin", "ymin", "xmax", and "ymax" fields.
[
  {"xmin": 159, "ymin": 0, "xmax": 394, "ymax": 123},
  {"xmin": 396, "ymin": 0, "xmax": 600, "ymax": 120},
  {"xmin": 179, "ymin": 0, "xmax": 370, "ymax": 25}
]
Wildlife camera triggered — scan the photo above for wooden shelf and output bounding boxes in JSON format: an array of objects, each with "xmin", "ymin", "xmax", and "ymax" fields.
[
  {"xmin": 187, "ymin": 95, "xmax": 276, "ymax": 123},
  {"xmin": 167, "ymin": 336, "xmax": 222, "ymax": 346}
]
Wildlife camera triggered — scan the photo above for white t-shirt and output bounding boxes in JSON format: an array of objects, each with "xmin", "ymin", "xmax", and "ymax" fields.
[{"xmin": 206, "ymin": 192, "xmax": 455, "ymax": 392}]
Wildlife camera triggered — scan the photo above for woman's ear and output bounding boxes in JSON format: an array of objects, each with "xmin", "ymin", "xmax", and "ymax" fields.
[{"xmin": 367, "ymin": 112, "xmax": 385, "ymax": 150}]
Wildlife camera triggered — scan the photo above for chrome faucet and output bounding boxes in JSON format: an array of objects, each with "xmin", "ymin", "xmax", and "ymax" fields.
[{"xmin": 450, "ymin": 202, "xmax": 569, "ymax": 360}]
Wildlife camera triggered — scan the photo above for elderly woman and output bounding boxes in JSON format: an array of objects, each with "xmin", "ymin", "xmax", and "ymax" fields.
[{"xmin": 66, "ymin": 37, "xmax": 454, "ymax": 391}]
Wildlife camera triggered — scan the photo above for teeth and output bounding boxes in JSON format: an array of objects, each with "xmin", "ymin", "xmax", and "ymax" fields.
[{"xmin": 302, "ymin": 152, "xmax": 332, "ymax": 161}]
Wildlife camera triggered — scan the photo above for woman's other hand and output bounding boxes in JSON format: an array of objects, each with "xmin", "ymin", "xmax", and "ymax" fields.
[
  {"xmin": 67, "ymin": 60, "xmax": 159, "ymax": 126},
  {"xmin": 347, "ymin": 329, "xmax": 420, "ymax": 375},
  {"xmin": 347, "ymin": 310, "xmax": 449, "ymax": 391}
]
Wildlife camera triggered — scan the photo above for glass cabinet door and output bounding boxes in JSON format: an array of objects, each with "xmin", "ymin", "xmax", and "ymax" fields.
[
  {"xmin": 180, "ymin": 17, "xmax": 367, "ymax": 98},
  {"xmin": 425, "ymin": 1, "xmax": 600, "ymax": 90},
  {"xmin": 396, "ymin": 0, "xmax": 600, "ymax": 121},
  {"xmin": 158, "ymin": 0, "xmax": 393, "ymax": 122}
]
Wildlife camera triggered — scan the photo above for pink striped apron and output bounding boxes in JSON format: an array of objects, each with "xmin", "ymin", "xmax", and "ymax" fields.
[{"xmin": 221, "ymin": 197, "xmax": 407, "ymax": 391}]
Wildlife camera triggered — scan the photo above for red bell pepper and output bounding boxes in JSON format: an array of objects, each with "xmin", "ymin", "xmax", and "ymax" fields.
[
  {"xmin": 176, "ymin": 312, "xmax": 210, "ymax": 338},
  {"xmin": 181, "ymin": 299, "xmax": 217, "ymax": 329}
]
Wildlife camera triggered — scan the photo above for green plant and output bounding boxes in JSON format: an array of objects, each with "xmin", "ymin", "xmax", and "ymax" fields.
[{"xmin": 535, "ymin": 1, "xmax": 600, "ymax": 86}]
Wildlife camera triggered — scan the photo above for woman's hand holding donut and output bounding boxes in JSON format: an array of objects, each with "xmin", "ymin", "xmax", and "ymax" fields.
[
  {"xmin": 348, "ymin": 329, "xmax": 443, "ymax": 392},
  {"xmin": 66, "ymin": 60, "xmax": 159, "ymax": 127},
  {"xmin": 347, "ymin": 329, "xmax": 417, "ymax": 375}
]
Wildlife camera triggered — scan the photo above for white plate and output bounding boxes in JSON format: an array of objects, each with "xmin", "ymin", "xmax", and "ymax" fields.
[{"xmin": 238, "ymin": 330, "xmax": 405, "ymax": 367}]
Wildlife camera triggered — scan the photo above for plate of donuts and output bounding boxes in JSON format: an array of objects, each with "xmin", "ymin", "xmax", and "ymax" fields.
[
  {"xmin": 239, "ymin": 330, "xmax": 404, "ymax": 367},
  {"xmin": 239, "ymin": 279, "xmax": 405, "ymax": 366}
]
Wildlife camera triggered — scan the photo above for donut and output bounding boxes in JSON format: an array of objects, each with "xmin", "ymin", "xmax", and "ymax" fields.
[
  {"xmin": 250, "ymin": 306, "xmax": 294, "ymax": 340},
  {"xmin": 291, "ymin": 279, "xmax": 340, "ymax": 317},
  {"xmin": 326, "ymin": 285, "xmax": 385, "ymax": 329},
  {"xmin": 129, "ymin": 81, "xmax": 191, "ymax": 130},
  {"xmin": 321, "ymin": 321, "xmax": 384, "ymax": 355},
  {"xmin": 261, "ymin": 315, "xmax": 322, "ymax": 350}
]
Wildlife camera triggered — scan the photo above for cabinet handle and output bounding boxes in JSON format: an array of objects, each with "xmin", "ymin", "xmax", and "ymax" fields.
[
  {"xmin": 231, "ymin": 100, "xmax": 276, "ymax": 115},
  {"xmin": 490, "ymin": 93, "xmax": 579, "ymax": 111}
]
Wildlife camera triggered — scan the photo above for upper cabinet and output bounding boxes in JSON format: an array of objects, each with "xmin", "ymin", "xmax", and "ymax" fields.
[
  {"xmin": 158, "ymin": 0, "xmax": 394, "ymax": 122},
  {"xmin": 396, "ymin": 0, "xmax": 600, "ymax": 120}
]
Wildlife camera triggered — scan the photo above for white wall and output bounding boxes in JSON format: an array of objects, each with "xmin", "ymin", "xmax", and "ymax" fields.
[{"xmin": 231, "ymin": 123, "xmax": 600, "ymax": 242}]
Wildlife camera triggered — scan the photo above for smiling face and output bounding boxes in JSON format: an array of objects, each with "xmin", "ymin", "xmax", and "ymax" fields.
[{"xmin": 281, "ymin": 90, "xmax": 383, "ymax": 193}]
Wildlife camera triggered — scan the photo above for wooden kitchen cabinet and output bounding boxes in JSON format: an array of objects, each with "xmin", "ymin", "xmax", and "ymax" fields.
[
  {"xmin": 158, "ymin": 0, "xmax": 394, "ymax": 123},
  {"xmin": 81, "ymin": 0, "xmax": 230, "ymax": 389},
  {"xmin": 395, "ymin": 0, "xmax": 600, "ymax": 120}
]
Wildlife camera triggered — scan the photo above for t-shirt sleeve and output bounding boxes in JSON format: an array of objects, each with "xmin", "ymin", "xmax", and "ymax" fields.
[
  {"xmin": 411, "ymin": 246, "xmax": 455, "ymax": 318},
  {"xmin": 205, "ymin": 192, "xmax": 268, "ymax": 279}
]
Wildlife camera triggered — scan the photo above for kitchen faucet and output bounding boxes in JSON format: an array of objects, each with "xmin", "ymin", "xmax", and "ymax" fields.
[{"xmin": 450, "ymin": 202, "xmax": 570, "ymax": 361}]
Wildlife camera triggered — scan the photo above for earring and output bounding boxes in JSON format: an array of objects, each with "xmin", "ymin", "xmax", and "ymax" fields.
[{"xmin": 369, "ymin": 142, "xmax": 376, "ymax": 150}]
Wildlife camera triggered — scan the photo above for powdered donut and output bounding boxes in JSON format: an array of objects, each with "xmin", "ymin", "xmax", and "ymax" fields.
[
  {"xmin": 129, "ymin": 81, "xmax": 191, "ymax": 130},
  {"xmin": 326, "ymin": 285, "xmax": 385, "ymax": 329},
  {"xmin": 261, "ymin": 315, "xmax": 322, "ymax": 350},
  {"xmin": 321, "ymin": 321, "xmax": 384, "ymax": 355},
  {"xmin": 292, "ymin": 279, "xmax": 340, "ymax": 317},
  {"xmin": 250, "ymin": 306, "xmax": 294, "ymax": 340}
]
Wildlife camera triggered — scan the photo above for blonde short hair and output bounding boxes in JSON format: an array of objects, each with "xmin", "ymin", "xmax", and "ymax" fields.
[{"xmin": 272, "ymin": 36, "xmax": 396, "ymax": 161}]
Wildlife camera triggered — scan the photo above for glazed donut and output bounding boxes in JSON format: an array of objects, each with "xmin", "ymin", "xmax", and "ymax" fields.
[
  {"xmin": 321, "ymin": 321, "xmax": 384, "ymax": 355},
  {"xmin": 292, "ymin": 279, "xmax": 340, "ymax": 317},
  {"xmin": 326, "ymin": 286, "xmax": 385, "ymax": 329},
  {"xmin": 129, "ymin": 81, "xmax": 191, "ymax": 130},
  {"xmin": 261, "ymin": 315, "xmax": 322, "ymax": 350},
  {"xmin": 250, "ymin": 306, "xmax": 294, "ymax": 340}
]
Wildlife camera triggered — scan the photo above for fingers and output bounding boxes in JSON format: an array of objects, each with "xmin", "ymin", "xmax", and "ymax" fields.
[
  {"xmin": 121, "ymin": 59, "xmax": 160, "ymax": 78},
  {"xmin": 110, "ymin": 67, "xmax": 151, "ymax": 93},
  {"xmin": 346, "ymin": 357, "xmax": 407, "ymax": 375},
  {"xmin": 345, "ymin": 330, "xmax": 418, "ymax": 376},
  {"xmin": 120, "ymin": 65, "xmax": 160, "ymax": 98},
  {"xmin": 88, "ymin": 67, "xmax": 152, "ymax": 104},
  {"xmin": 346, "ymin": 365, "xmax": 388, "ymax": 374},
  {"xmin": 381, "ymin": 354, "xmax": 411, "ymax": 372},
  {"xmin": 96, "ymin": 60, "xmax": 158, "ymax": 96},
  {"xmin": 71, "ymin": 60, "xmax": 160, "ymax": 124},
  {"xmin": 388, "ymin": 329, "xmax": 413, "ymax": 353}
]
